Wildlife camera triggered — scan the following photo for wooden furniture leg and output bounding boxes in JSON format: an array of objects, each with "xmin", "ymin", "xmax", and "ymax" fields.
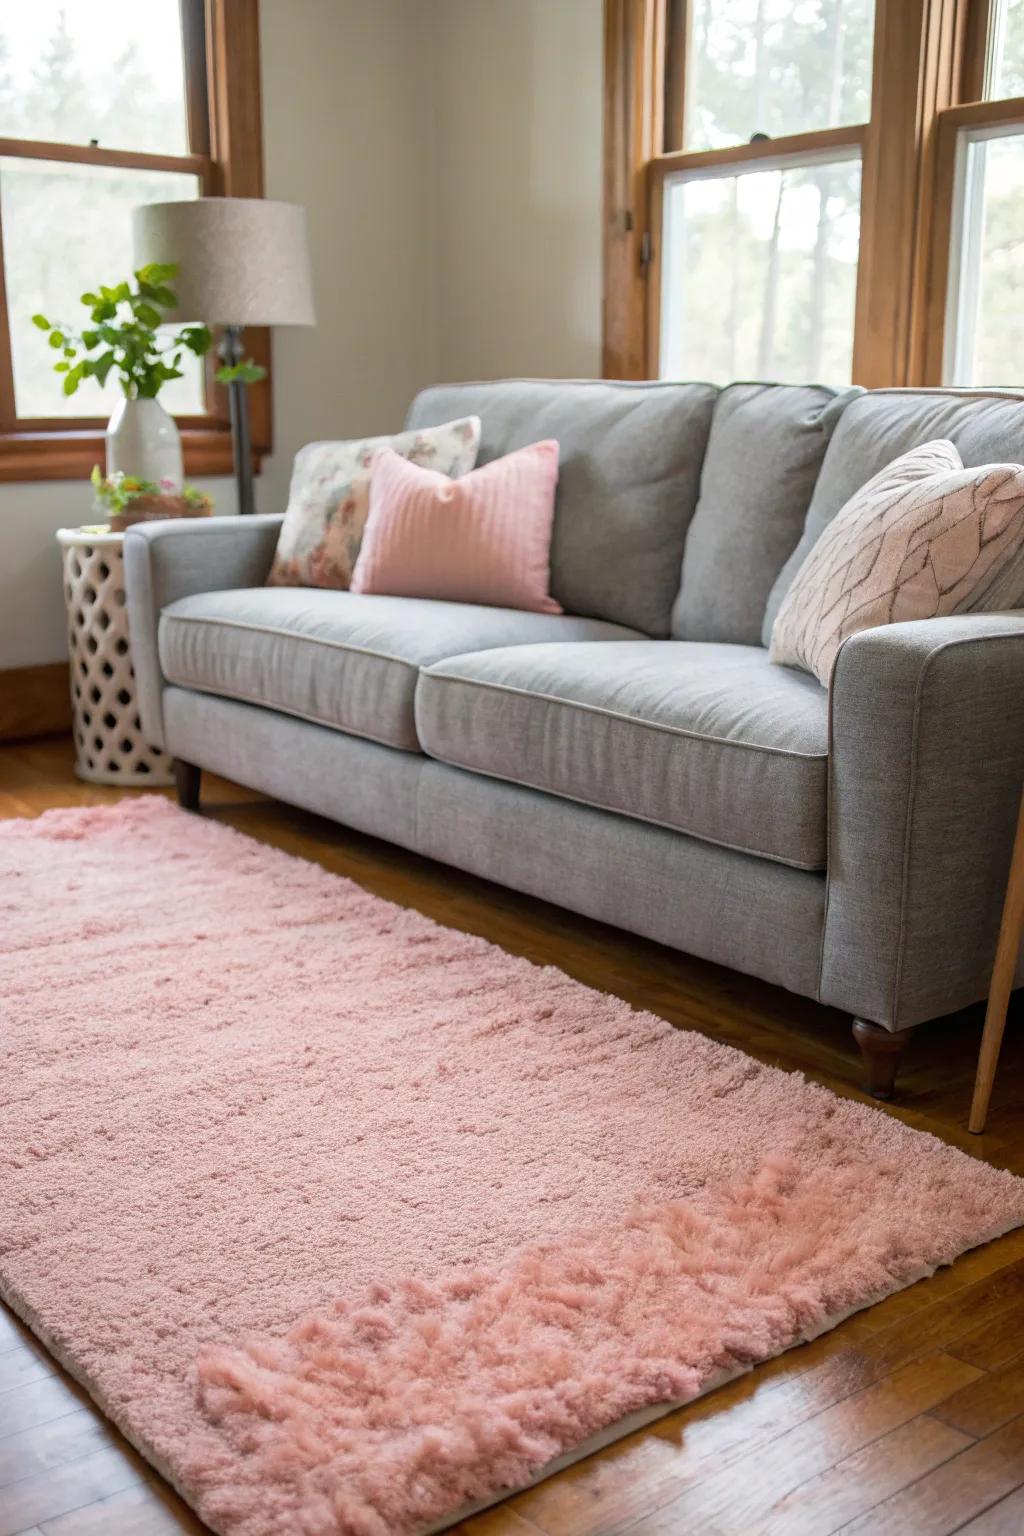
[
  {"xmin": 970, "ymin": 789, "xmax": 1024, "ymax": 1134},
  {"xmin": 852, "ymin": 1018, "xmax": 912, "ymax": 1100},
  {"xmin": 172, "ymin": 759, "xmax": 202, "ymax": 812}
]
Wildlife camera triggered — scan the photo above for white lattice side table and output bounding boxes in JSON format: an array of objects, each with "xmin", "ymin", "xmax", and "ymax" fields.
[{"xmin": 57, "ymin": 527, "xmax": 174, "ymax": 786}]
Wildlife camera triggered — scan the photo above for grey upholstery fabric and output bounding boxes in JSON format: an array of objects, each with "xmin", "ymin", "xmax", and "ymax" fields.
[
  {"xmin": 673, "ymin": 383, "xmax": 857, "ymax": 644},
  {"xmin": 163, "ymin": 687, "xmax": 425, "ymax": 850},
  {"xmin": 416, "ymin": 641, "xmax": 828, "ymax": 868},
  {"xmin": 763, "ymin": 387, "xmax": 1024, "ymax": 643},
  {"xmin": 822, "ymin": 612, "xmax": 1024, "ymax": 1029},
  {"xmin": 417, "ymin": 761, "xmax": 826, "ymax": 1000},
  {"xmin": 159, "ymin": 587, "xmax": 641, "ymax": 752},
  {"xmin": 124, "ymin": 515, "xmax": 283, "ymax": 748},
  {"xmin": 406, "ymin": 379, "xmax": 718, "ymax": 635},
  {"xmin": 161, "ymin": 685, "xmax": 827, "ymax": 1002}
]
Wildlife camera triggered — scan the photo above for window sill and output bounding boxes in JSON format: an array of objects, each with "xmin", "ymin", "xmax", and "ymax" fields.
[{"xmin": 0, "ymin": 427, "xmax": 262, "ymax": 484}]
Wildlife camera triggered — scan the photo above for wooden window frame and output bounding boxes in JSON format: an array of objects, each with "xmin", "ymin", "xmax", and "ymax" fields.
[
  {"xmin": 605, "ymin": 0, "xmax": 983, "ymax": 389},
  {"xmin": 0, "ymin": 0, "xmax": 269, "ymax": 483},
  {"xmin": 960, "ymin": 0, "xmax": 1024, "ymax": 100}
]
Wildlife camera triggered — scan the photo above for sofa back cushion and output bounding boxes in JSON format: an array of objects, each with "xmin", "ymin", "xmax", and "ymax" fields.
[
  {"xmin": 672, "ymin": 382, "xmax": 856, "ymax": 644},
  {"xmin": 405, "ymin": 379, "xmax": 718, "ymax": 635},
  {"xmin": 763, "ymin": 387, "xmax": 1024, "ymax": 644}
]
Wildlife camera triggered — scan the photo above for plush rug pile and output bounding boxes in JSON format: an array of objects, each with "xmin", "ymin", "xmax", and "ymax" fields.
[{"xmin": 3, "ymin": 798, "xmax": 1024, "ymax": 1536}]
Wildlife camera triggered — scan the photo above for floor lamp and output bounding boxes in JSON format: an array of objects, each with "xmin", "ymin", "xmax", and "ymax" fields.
[{"xmin": 132, "ymin": 199, "xmax": 314, "ymax": 516}]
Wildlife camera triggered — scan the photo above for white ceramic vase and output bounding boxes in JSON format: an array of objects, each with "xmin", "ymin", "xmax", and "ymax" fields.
[{"xmin": 105, "ymin": 397, "xmax": 183, "ymax": 488}]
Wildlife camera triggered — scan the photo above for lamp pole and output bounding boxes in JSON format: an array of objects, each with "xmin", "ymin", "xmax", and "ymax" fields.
[{"xmin": 218, "ymin": 324, "xmax": 255, "ymax": 517}]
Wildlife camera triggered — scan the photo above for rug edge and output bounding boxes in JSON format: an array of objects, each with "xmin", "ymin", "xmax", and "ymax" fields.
[
  {"xmin": 421, "ymin": 1209, "xmax": 1024, "ymax": 1532},
  {"xmin": 5, "ymin": 1210, "xmax": 1023, "ymax": 1536}
]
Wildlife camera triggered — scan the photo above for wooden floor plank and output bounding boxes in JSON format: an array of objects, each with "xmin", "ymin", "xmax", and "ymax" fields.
[
  {"xmin": 955, "ymin": 1482, "xmax": 1024, "ymax": 1534},
  {"xmin": 0, "ymin": 1409, "xmax": 115, "ymax": 1489},
  {"xmin": 756, "ymin": 1413, "xmax": 973, "ymax": 1535},
  {"xmin": 861, "ymin": 1262, "xmax": 1024, "ymax": 1375},
  {"xmin": 0, "ymin": 1444, "xmax": 143, "ymax": 1536},
  {"xmin": 34, "ymin": 1479, "xmax": 208, "ymax": 1535},
  {"xmin": 836, "ymin": 1412, "xmax": 1024, "ymax": 1536},
  {"xmin": 613, "ymin": 1353, "xmax": 983, "ymax": 1534},
  {"xmin": 4, "ymin": 738, "xmax": 1024, "ymax": 1536},
  {"xmin": 452, "ymin": 1509, "xmax": 547, "ymax": 1535},
  {"xmin": 0, "ymin": 1375, "xmax": 89, "ymax": 1439},
  {"xmin": 933, "ymin": 1355, "xmax": 1024, "ymax": 1439},
  {"xmin": 946, "ymin": 1303, "xmax": 1024, "ymax": 1372},
  {"xmin": 0, "ymin": 1346, "xmax": 55, "ymax": 1394}
]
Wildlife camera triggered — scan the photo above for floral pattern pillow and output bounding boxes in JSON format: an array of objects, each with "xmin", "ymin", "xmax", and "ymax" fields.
[{"xmin": 267, "ymin": 417, "xmax": 481, "ymax": 589}]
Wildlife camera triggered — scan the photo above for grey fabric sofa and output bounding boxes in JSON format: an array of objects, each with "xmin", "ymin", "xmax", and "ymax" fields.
[{"xmin": 124, "ymin": 379, "xmax": 1024, "ymax": 1099}]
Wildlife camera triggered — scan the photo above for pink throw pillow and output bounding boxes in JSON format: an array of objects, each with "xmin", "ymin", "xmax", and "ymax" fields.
[{"xmin": 350, "ymin": 439, "xmax": 562, "ymax": 613}]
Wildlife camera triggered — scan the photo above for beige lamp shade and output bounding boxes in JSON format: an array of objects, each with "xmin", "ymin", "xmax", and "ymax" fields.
[{"xmin": 131, "ymin": 198, "xmax": 315, "ymax": 327}]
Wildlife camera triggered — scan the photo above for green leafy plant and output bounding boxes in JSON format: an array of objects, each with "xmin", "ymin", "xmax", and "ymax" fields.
[
  {"xmin": 90, "ymin": 465, "xmax": 213, "ymax": 517},
  {"xmin": 217, "ymin": 357, "xmax": 267, "ymax": 385},
  {"xmin": 33, "ymin": 264, "xmax": 213, "ymax": 399}
]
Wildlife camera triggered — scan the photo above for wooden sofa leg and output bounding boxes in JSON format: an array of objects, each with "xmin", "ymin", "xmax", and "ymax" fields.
[
  {"xmin": 852, "ymin": 1018, "xmax": 912, "ymax": 1101},
  {"xmin": 172, "ymin": 759, "xmax": 201, "ymax": 811}
]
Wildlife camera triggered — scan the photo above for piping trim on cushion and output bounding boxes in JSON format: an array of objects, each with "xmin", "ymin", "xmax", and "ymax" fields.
[
  {"xmin": 160, "ymin": 610, "xmax": 424, "ymax": 671},
  {"xmin": 419, "ymin": 669, "xmax": 828, "ymax": 761}
]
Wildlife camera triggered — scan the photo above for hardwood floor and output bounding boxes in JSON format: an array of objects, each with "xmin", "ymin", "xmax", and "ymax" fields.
[{"xmin": 4, "ymin": 733, "xmax": 1024, "ymax": 1536}]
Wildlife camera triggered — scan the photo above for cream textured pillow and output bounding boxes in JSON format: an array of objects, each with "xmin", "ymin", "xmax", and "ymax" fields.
[
  {"xmin": 770, "ymin": 439, "xmax": 1024, "ymax": 686},
  {"xmin": 267, "ymin": 417, "xmax": 481, "ymax": 589}
]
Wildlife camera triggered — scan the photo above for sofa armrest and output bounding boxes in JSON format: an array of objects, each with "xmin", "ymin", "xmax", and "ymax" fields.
[
  {"xmin": 124, "ymin": 514, "xmax": 283, "ymax": 748},
  {"xmin": 820, "ymin": 612, "xmax": 1024, "ymax": 1030}
]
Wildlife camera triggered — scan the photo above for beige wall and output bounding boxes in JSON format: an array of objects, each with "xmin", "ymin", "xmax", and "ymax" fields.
[
  {"xmin": 433, "ymin": 0, "xmax": 603, "ymax": 383},
  {"xmin": 257, "ymin": 0, "xmax": 440, "ymax": 515},
  {"xmin": 2, "ymin": 0, "xmax": 603, "ymax": 671}
]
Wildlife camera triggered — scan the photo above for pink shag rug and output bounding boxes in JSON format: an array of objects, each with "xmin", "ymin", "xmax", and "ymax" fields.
[{"xmin": 3, "ymin": 799, "xmax": 1024, "ymax": 1536}]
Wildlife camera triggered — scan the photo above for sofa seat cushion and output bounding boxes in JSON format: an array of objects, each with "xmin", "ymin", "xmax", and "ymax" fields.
[
  {"xmin": 158, "ymin": 588, "xmax": 642, "ymax": 752},
  {"xmin": 416, "ymin": 642, "xmax": 829, "ymax": 868}
]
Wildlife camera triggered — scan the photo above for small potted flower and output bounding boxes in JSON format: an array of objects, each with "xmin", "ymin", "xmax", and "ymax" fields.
[{"xmin": 90, "ymin": 466, "xmax": 213, "ymax": 532}]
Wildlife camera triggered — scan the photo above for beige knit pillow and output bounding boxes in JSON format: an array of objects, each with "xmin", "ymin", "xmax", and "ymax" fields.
[{"xmin": 770, "ymin": 439, "xmax": 1024, "ymax": 686}]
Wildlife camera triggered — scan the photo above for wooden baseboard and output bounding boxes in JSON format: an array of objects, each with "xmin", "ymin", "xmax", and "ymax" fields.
[{"xmin": 0, "ymin": 661, "xmax": 71, "ymax": 742}]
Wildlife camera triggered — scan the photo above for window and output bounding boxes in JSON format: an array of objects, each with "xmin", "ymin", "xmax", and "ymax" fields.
[
  {"xmin": 0, "ymin": 0, "xmax": 268, "ymax": 481},
  {"xmin": 982, "ymin": 0, "xmax": 1024, "ymax": 98},
  {"xmin": 605, "ymin": 0, "xmax": 1023, "ymax": 392},
  {"xmin": 921, "ymin": 2, "xmax": 1024, "ymax": 385},
  {"xmin": 652, "ymin": 0, "xmax": 870, "ymax": 384},
  {"xmin": 917, "ymin": 0, "xmax": 1024, "ymax": 387},
  {"xmin": 681, "ymin": 0, "xmax": 875, "ymax": 150},
  {"xmin": 944, "ymin": 122, "xmax": 1024, "ymax": 384},
  {"xmin": 659, "ymin": 150, "xmax": 863, "ymax": 384}
]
